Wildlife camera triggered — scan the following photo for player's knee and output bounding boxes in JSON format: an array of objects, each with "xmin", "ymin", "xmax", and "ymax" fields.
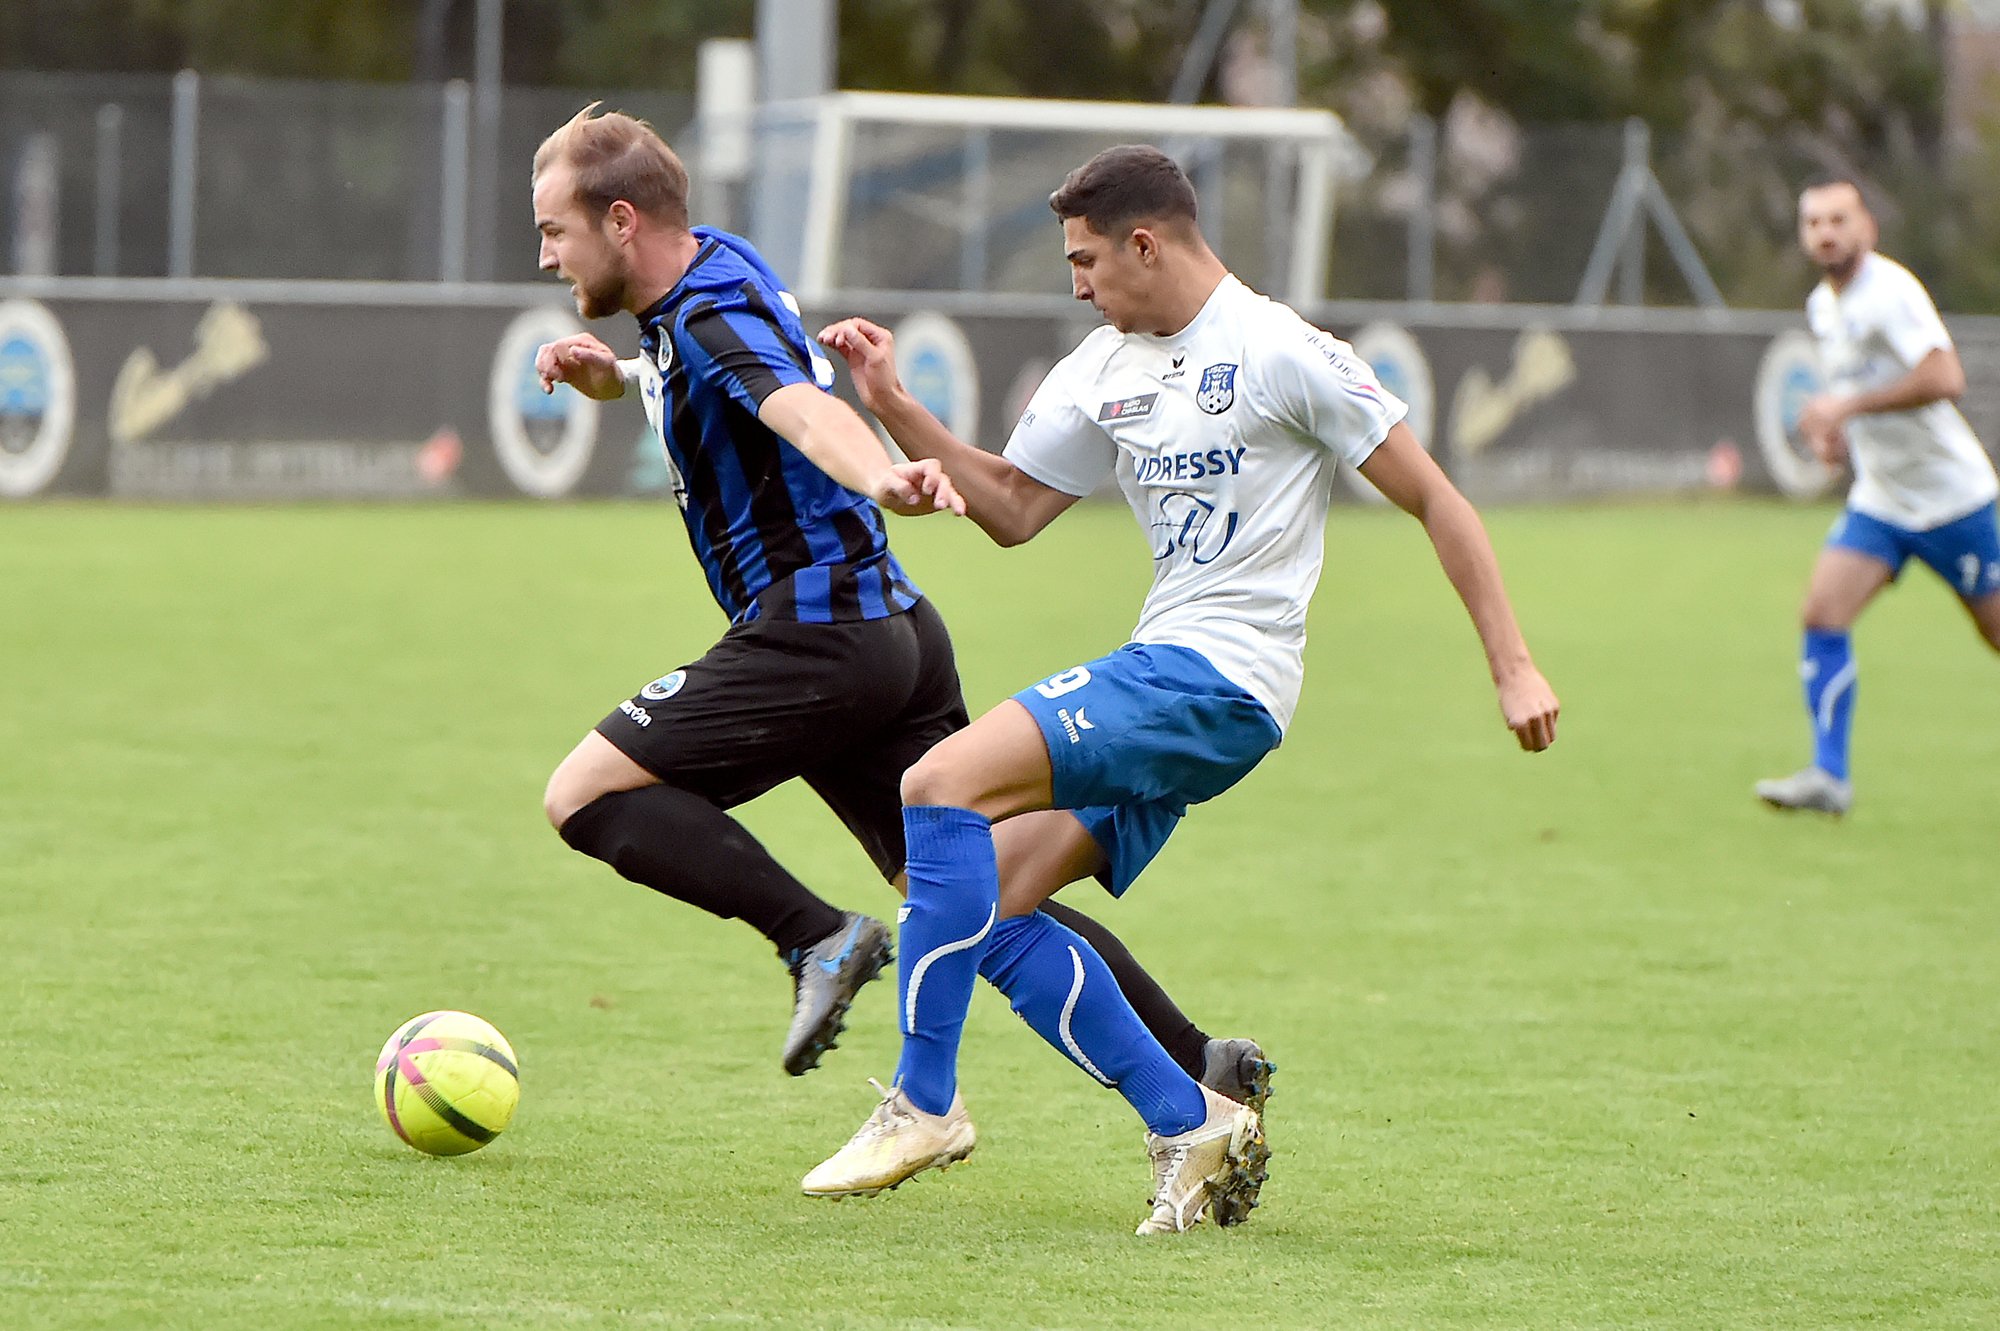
[
  {"xmin": 899, "ymin": 755, "xmax": 947, "ymax": 808},
  {"xmin": 543, "ymin": 765, "xmax": 591, "ymax": 831},
  {"xmin": 900, "ymin": 748, "xmax": 970, "ymax": 809},
  {"xmin": 1801, "ymin": 599, "xmax": 1846, "ymax": 633}
]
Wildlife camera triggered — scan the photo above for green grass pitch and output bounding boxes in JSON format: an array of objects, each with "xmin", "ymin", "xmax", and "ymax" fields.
[{"xmin": 2, "ymin": 499, "xmax": 1997, "ymax": 1329}]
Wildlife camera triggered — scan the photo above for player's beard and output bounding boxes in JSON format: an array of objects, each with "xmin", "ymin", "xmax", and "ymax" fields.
[
  {"xmin": 1814, "ymin": 241, "xmax": 1863, "ymax": 284},
  {"xmin": 572, "ymin": 269, "xmax": 626, "ymax": 320}
]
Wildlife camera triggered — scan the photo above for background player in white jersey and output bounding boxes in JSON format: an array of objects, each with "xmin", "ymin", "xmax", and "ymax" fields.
[
  {"xmin": 1755, "ymin": 177, "xmax": 2000, "ymax": 816},
  {"xmin": 803, "ymin": 145, "xmax": 1560, "ymax": 1234}
]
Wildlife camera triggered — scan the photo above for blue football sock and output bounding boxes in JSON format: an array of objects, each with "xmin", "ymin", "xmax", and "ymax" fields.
[
  {"xmin": 893, "ymin": 805, "xmax": 998, "ymax": 1116},
  {"xmin": 978, "ymin": 912, "xmax": 1209, "ymax": 1137},
  {"xmin": 1802, "ymin": 628, "xmax": 1857, "ymax": 781}
]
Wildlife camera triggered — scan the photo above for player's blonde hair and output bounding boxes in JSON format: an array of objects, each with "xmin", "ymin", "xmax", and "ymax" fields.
[{"xmin": 533, "ymin": 102, "xmax": 690, "ymax": 228}]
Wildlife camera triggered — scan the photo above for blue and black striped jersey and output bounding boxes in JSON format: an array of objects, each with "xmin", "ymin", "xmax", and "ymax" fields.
[{"xmin": 631, "ymin": 227, "xmax": 921, "ymax": 625}]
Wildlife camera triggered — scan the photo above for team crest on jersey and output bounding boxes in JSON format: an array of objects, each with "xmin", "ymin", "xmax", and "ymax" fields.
[
  {"xmin": 639, "ymin": 671, "xmax": 687, "ymax": 702},
  {"xmin": 1196, "ymin": 363, "xmax": 1237, "ymax": 414},
  {"xmin": 654, "ymin": 338, "xmax": 674, "ymax": 375}
]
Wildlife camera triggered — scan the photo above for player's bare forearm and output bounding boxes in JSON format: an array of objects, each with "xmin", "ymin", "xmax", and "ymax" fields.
[
  {"xmin": 1360, "ymin": 427, "xmax": 1557, "ymax": 748},
  {"xmin": 758, "ymin": 383, "xmax": 962, "ymax": 517},
  {"xmin": 1813, "ymin": 347, "xmax": 1966, "ymax": 432},
  {"xmin": 1420, "ymin": 490, "xmax": 1560, "ymax": 750},
  {"xmin": 872, "ymin": 386, "xmax": 1068, "ymax": 546},
  {"xmin": 1423, "ymin": 488, "xmax": 1534, "ymax": 680},
  {"xmin": 819, "ymin": 316, "xmax": 1068, "ymax": 544}
]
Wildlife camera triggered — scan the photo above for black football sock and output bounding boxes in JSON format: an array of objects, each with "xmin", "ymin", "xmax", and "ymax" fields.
[
  {"xmin": 1040, "ymin": 898, "xmax": 1209, "ymax": 1079},
  {"xmin": 559, "ymin": 785, "xmax": 845, "ymax": 960}
]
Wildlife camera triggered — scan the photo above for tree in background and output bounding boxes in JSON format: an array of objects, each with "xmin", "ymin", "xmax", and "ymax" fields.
[{"xmin": 3, "ymin": 0, "xmax": 1996, "ymax": 310}]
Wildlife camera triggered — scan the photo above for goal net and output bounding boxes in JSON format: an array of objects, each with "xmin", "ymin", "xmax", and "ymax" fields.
[{"xmin": 733, "ymin": 91, "xmax": 1365, "ymax": 305}]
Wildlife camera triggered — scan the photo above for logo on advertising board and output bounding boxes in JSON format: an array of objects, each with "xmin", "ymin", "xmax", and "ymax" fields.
[
  {"xmin": 0, "ymin": 299, "xmax": 76, "ymax": 499},
  {"xmin": 891, "ymin": 313, "xmax": 980, "ymax": 449},
  {"xmin": 1752, "ymin": 329, "xmax": 1836, "ymax": 500},
  {"xmin": 490, "ymin": 307, "xmax": 601, "ymax": 498}
]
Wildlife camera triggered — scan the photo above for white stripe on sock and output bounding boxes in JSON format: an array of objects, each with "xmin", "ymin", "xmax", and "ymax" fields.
[
  {"xmin": 1061, "ymin": 946, "xmax": 1116, "ymax": 1086},
  {"xmin": 1816, "ymin": 660, "xmax": 1857, "ymax": 735},
  {"xmin": 903, "ymin": 904, "xmax": 995, "ymax": 1035}
]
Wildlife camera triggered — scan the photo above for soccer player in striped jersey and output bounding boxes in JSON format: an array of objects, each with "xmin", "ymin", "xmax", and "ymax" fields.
[
  {"xmin": 529, "ymin": 107, "xmax": 1269, "ymax": 1102},
  {"xmin": 805, "ymin": 146, "xmax": 1558, "ymax": 1233},
  {"xmin": 1754, "ymin": 177, "xmax": 2000, "ymax": 816}
]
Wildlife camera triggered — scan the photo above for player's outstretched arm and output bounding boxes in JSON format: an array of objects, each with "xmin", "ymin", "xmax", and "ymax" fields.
[
  {"xmin": 1797, "ymin": 344, "xmax": 1966, "ymax": 447},
  {"xmin": 535, "ymin": 333, "xmax": 627, "ymax": 401},
  {"xmin": 818, "ymin": 318, "xmax": 1078, "ymax": 546},
  {"xmin": 757, "ymin": 382, "xmax": 965, "ymax": 518},
  {"xmin": 1359, "ymin": 424, "xmax": 1559, "ymax": 752}
]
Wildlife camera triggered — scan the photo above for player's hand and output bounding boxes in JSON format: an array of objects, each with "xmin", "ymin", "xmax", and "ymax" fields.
[
  {"xmin": 871, "ymin": 458, "xmax": 966, "ymax": 518},
  {"xmin": 535, "ymin": 333, "xmax": 625, "ymax": 401},
  {"xmin": 817, "ymin": 318, "xmax": 901, "ymax": 414},
  {"xmin": 1797, "ymin": 394, "xmax": 1851, "ymax": 466},
  {"xmin": 1498, "ymin": 666, "xmax": 1559, "ymax": 752}
]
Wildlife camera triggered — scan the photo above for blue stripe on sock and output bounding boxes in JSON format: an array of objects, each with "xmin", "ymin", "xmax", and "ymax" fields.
[
  {"xmin": 893, "ymin": 805, "xmax": 997, "ymax": 1116},
  {"xmin": 1802, "ymin": 628, "xmax": 1856, "ymax": 781},
  {"xmin": 978, "ymin": 913, "xmax": 1207, "ymax": 1137}
]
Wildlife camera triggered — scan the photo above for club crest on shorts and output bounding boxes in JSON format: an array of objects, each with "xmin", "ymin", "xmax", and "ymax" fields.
[
  {"xmin": 1196, "ymin": 363, "xmax": 1238, "ymax": 414},
  {"xmin": 639, "ymin": 671, "xmax": 687, "ymax": 702}
]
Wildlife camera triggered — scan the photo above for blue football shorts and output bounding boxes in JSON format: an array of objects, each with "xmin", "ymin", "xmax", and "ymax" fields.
[
  {"xmin": 1826, "ymin": 501, "xmax": 2000, "ymax": 599},
  {"xmin": 1010, "ymin": 642, "xmax": 1282, "ymax": 896}
]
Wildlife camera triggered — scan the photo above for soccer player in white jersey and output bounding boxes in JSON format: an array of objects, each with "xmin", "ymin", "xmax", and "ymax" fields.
[
  {"xmin": 1755, "ymin": 177, "xmax": 2000, "ymax": 817},
  {"xmin": 800, "ymin": 145, "xmax": 1560, "ymax": 1234}
]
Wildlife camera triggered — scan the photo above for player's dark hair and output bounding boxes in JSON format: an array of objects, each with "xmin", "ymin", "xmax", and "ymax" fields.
[
  {"xmin": 1049, "ymin": 145, "xmax": 1199, "ymax": 241},
  {"xmin": 534, "ymin": 102, "xmax": 690, "ymax": 228},
  {"xmin": 1800, "ymin": 173, "xmax": 1873, "ymax": 214}
]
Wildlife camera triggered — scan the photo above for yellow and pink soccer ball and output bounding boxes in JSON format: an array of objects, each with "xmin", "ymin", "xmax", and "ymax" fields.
[{"xmin": 374, "ymin": 1010, "xmax": 520, "ymax": 1156}]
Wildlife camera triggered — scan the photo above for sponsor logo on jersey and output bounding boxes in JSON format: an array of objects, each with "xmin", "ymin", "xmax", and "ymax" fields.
[
  {"xmin": 616, "ymin": 698, "xmax": 653, "ymax": 728},
  {"xmin": 1056, "ymin": 707, "xmax": 1084, "ymax": 744},
  {"xmin": 1196, "ymin": 363, "xmax": 1238, "ymax": 414},
  {"xmin": 1150, "ymin": 492, "xmax": 1240, "ymax": 564},
  {"xmin": 0, "ymin": 299, "xmax": 76, "ymax": 498},
  {"xmin": 1097, "ymin": 392, "xmax": 1158, "ymax": 422},
  {"xmin": 1132, "ymin": 447, "xmax": 1247, "ymax": 484},
  {"xmin": 640, "ymin": 671, "xmax": 687, "ymax": 701}
]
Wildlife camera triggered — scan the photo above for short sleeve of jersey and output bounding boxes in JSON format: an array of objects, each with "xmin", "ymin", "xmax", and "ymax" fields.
[
  {"xmin": 1257, "ymin": 323, "xmax": 1408, "ymax": 468},
  {"xmin": 1002, "ymin": 370, "xmax": 1117, "ymax": 497},
  {"xmin": 675, "ymin": 298, "xmax": 815, "ymax": 415},
  {"xmin": 1874, "ymin": 266, "xmax": 1954, "ymax": 368}
]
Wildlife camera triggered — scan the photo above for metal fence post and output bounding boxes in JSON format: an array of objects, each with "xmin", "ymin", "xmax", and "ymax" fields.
[
  {"xmin": 959, "ymin": 128, "xmax": 991, "ymax": 291},
  {"xmin": 472, "ymin": 0, "xmax": 503, "ymax": 281},
  {"xmin": 1406, "ymin": 113, "xmax": 1436, "ymax": 302},
  {"xmin": 1619, "ymin": 118, "xmax": 1649, "ymax": 305},
  {"xmin": 440, "ymin": 80, "xmax": 471, "ymax": 283},
  {"xmin": 168, "ymin": 69, "xmax": 200, "ymax": 278},
  {"xmin": 94, "ymin": 103, "xmax": 122, "ymax": 276}
]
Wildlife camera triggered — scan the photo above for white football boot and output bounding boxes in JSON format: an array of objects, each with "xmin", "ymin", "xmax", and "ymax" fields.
[
  {"xmin": 1754, "ymin": 766, "xmax": 1852, "ymax": 816},
  {"xmin": 1135, "ymin": 1085, "xmax": 1270, "ymax": 1236},
  {"xmin": 801, "ymin": 1079, "xmax": 976, "ymax": 1198}
]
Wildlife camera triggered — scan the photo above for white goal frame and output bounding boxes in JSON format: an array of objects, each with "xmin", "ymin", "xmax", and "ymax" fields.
[{"xmin": 785, "ymin": 91, "xmax": 1363, "ymax": 305}]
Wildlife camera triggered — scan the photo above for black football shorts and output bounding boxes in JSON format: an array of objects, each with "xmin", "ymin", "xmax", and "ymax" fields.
[{"xmin": 594, "ymin": 597, "xmax": 969, "ymax": 878}]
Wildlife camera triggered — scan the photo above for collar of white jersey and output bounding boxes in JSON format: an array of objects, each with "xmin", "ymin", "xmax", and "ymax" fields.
[
  {"xmin": 1130, "ymin": 272, "xmax": 1244, "ymax": 347},
  {"xmin": 1826, "ymin": 251, "xmax": 1883, "ymax": 305}
]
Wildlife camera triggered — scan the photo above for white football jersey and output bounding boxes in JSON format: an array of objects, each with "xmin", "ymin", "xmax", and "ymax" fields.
[
  {"xmin": 1807, "ymin": 252, "xmax": 1996, "ymax": 529},
  {"xmin": 1004, "ymin": 275, "xmax": 1406, "ymax": 734}
]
